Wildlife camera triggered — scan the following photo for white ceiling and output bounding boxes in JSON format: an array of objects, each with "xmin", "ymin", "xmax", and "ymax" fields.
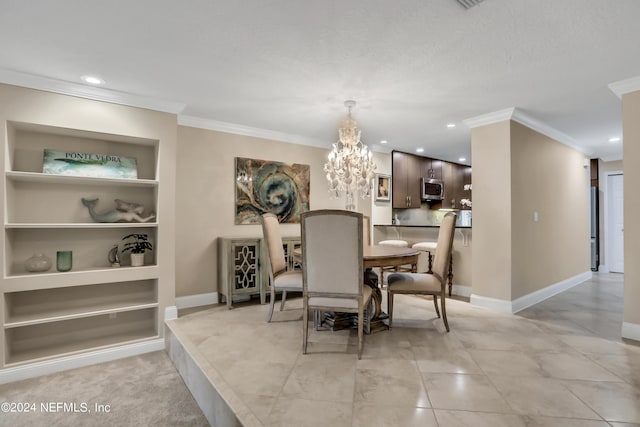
[{"xmin": 1, "ymin": 0, "xmax": 638, "ymax": 163}]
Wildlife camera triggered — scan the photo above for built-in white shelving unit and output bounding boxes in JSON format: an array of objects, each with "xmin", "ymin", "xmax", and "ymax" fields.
[{"xmin": 1, "ymin": 114, "xmax": 166, "ymax": 370}]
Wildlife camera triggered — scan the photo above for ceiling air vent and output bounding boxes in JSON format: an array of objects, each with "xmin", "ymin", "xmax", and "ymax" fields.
[{"xmin": 456, "ymin": 0, "xmax": 485, "ymax": 9}]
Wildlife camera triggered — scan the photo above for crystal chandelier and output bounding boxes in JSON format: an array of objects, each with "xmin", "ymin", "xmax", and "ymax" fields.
[{"xmin": 324, "ymin": 100, "xmax": 377, "ymax": 211}]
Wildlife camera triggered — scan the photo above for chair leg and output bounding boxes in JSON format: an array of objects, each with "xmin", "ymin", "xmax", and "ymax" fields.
[
  {"xmin": 433, "ymin": 295, "xmax": 440, "ymax": 318},
  {"xmin": 267, "ymin": 286, "xmax": 276, "ymax": 322},
  {"xmin": 303, "ymin": 298, "xmax": 309, "ymax": 354},
  {"xmin": 387, "ymin": 289, "xmax": 394, "ymax": 329},
  {"xmin": 448, "ymin": 254, "xmax": 453, "ymax": 297},
  {"xmin": 441, "ymin": 291, "xmax": 450, "ymax": 332},
  {"xmin": 357, "ymin": 304, "xmax": 364, "ymax": 360},
  {"xmin": 280, "ymin": 290, "xmax": 287, "ymax": 311}
]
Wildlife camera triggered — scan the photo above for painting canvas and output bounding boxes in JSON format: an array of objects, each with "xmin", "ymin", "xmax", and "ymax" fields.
[
  {"xmin": 235, "ymin": 157, "xmax": 310, "ymax": 224},
  {"xmin": 43, "ymin": 149, "xmax": 138, "ymax": 179},
  {"xmin": 376, "ymin": 173, "xmax": 391, "ymax": 201}
]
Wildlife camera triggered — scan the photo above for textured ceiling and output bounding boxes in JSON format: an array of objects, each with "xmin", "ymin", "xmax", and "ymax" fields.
[{"xmin": 1, "ymin": 0, "xmax": 638, "ymax": 163}]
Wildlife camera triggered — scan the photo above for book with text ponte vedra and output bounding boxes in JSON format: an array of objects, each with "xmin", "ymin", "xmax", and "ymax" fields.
[{"xmin": 43, "ymin": 149, "xmax": 138, "ymax": 179}]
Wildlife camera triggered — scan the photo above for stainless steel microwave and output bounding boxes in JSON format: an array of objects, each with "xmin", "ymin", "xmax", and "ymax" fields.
[{"xmin": 421, "ymin": 178, "xmax": 444, "ymax": 201}]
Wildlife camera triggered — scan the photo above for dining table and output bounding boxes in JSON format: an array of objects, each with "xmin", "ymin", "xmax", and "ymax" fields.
[{"xmin": 292, "ymin": 244, "xmax": 420, "ymax": 332}]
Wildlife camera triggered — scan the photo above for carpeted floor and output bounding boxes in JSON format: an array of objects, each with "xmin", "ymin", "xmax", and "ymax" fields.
[{"xmin": 0, "ymin": 351, "xmax": 209, "ymax": 427}]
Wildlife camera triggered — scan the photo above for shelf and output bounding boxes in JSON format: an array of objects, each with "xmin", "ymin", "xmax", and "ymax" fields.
[
  {"xmin": 6, "ymin": 330, "xmax": 158, "ymax": 366},
  {"xmin": 5, "ymin": 301, "xmax": 159, "ymax": 328},
  {"xmin": 6, "ymin": 333, "xmax": 159, "ymax": 366},
  {"xmin": 1, "ymin": 100, "xmax": 167, "ymax": 370},
  {"xmin": 5, "ymin": 280, "xmax": 157, "ymax": 327},
  {"xmin": 5, "ymin": 222, "xmax": 158, "ymax": 229},
  {"xmin": 5, "ymin": 171, "xmax": 158, "ymax": 187},
  {"xmin": 5, "ymin": 308, "xmax": 158, "ymax": 366},
  {"xmin": 4, "ymin": 266, "xmax": 159, "ymax": 292}
]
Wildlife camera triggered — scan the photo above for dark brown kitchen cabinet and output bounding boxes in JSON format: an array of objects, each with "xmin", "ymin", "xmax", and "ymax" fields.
[
  {"xmin": 420, "ymin": 158, "xmax": 442, "ymax": 180},
  {"xmin": 431, "ymin": 162, "xmax": 469, "ymax": 210},
  {"xmin": 442, "ymin": 162, "xmax": 461, "ymax": 209},
  {"xmin": 392, "ymin": 151, "xmax": 421, "ymax": 208},
  {"xmin": 461, "ymin": 165, "xmax": 472, "ymax": 210}
]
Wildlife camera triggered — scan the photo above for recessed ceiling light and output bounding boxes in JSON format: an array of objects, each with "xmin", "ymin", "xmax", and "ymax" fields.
[
  {"xmin": 416, "ymin": 148, "xmax": 424, "ymax": 153},
  {"xmin": 81, "ymin": 75, "xmax": 104, "ymax": 85},
  {"xmin": 380, "ymin": 140, "xmax": 387, "ymax": 144},
  {"xmin": 447, "ymin": 123, "xmax": 456, "ymax": 128},
  {"xmin": 459, "ymin": 157, "xmax": 466, "ymax": 162},
  {"xmin": 608, "ymin": 137, "xmax": 621, "ymax": 143}
]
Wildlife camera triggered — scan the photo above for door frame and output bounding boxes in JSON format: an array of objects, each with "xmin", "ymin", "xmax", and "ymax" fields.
[{"xmin": 603, "ymin": 171, "xmax": 623, "ymax": 273}]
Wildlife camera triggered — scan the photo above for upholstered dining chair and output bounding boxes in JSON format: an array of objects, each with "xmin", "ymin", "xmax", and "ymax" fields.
[
  {"xmin": 261, "ymin": 213, "xmax": 303, "ymax": 322},
  {"xmin": 363, "ymin": 215, "xmax": 371, "ymax": 246},
  {"xmin": 301, "ymin": 210, "xmax": 372, "ymax": 359},
  {"xmin": 386, "ymin": 212, "xmax": 457, "ymax": 332}
]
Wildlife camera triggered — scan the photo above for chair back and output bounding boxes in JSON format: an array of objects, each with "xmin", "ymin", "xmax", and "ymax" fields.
[
  {"xmin": 363, "ymin": 215, "xmax": 371, "ymax": 246},
  {"xmin": 301, "ymin": 210, "xmax": 363, "ymax": 297},
  {"xmin": 433, "ymin": 212, "xmax": 457, "ymax": 282},
  {"xmin": 261, "ymin": 213, "xmax": 287, "ymax": 276}
]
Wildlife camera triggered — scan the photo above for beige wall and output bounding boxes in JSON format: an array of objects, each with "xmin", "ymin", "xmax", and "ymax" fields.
[
  {"xmin": 510, "ymin": 122, "xmax": 590, "ymax": 299},
  {"xmin": 470, "ymin": 120, "xmax": 590, "ymax": 304},
  {"xmin": 598, "ymin": 159, "xmax": 623, "ymax": 268},
  {"xmin": 470, "ymin": 121, "xmax": 512, "ymax": 300},
  {"xmin": 622, "ymin": 90, "xmax": 640, "ymax": 328},
  {"xmin": 176, "ymin": 125, "xmax": 355, "ymax": 297}
]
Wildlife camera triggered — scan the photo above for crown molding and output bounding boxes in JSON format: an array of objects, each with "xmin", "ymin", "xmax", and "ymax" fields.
[
  {"xmin": 608, "ymin": 75, "xmax": 640, "ymax": 99},
  {"xmin": 0, "ymin": 68, "xmax": 186, "ymax": 114},
  {"xmin": 510, "ymin": 109, "xmax": 592, "ymax": 156},
  {"xmin": 462, "ymin": 107, "xmax": 515, "ymax": 128},
  {"xmin": 178, "ymin": 114, "xmax": 330, "ymax": 149},
  {"xmin": 464, "ymin": 107, "xmax": 591, "ymax": 156}
]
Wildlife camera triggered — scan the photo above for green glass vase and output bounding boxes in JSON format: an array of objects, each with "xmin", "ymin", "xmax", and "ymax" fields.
[{"xmin": 56, "ymin": 250, "xmax": 72, "ymax": 272}]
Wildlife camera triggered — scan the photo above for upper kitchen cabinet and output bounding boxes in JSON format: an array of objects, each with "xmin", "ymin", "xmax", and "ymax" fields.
[
  {"xmin": 462, "ymin": 165, "xmax": 472, "ymax": 209},
  {"xmin": 392, "ymin": 151, "xmax": 421, "ymax": 208},
  {"xmin": 437, "ymin": 162, "xmax": 471, "ymax": 210},
  {"xmin": 420, "ymin": 158, "xmax": 442, "ymax": 180}
]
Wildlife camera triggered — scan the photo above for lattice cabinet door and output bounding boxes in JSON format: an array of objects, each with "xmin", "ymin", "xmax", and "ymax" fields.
[{"xmin": 218, "ymin": 238, "xmax": 262, "ymax": 309}]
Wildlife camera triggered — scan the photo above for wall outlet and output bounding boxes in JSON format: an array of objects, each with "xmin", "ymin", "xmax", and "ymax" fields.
[{"xmin": 533, "ymin": 211, "xmax": 539, "ymax": 222}]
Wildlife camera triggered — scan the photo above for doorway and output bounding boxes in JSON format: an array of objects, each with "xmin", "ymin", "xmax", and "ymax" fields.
[{"xmin": 606, "ymin": 173, "xmax": 624, "ymax": 273}]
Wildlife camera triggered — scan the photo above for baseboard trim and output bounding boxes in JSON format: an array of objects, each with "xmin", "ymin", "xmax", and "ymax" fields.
[
  {"xmin": 511, "ymin": 271, "xmax": 592, "ymax": 313},
  {"xmin": 165, "ymin": 305, "xmax": 178, "ymax": 321},
  {"xmin": 469, "ymin": 294, "xmax": 513, "ymax": 313},
  {"xmin": 175, "ymin": 292, "xmax": 219, "ymax": 309},
  {"xmin": 452, "ymin": 284, "xmax": 472, "ymax": 298},
  {"xmin": 622, "ymin": 322, "xmax": 640, "ymax": 342},
  {"xmin": 471, "ymin": 271, "xmax": 592, "ymax": 314},
  {"xmin": 0, "ymin": 338, "xmax": 165, "ymax": 384}
]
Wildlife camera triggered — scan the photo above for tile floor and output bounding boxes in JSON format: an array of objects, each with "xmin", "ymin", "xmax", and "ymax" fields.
[{"xmin": 171, "ymin": 273, "xmax": 640, "ymax": 426}]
